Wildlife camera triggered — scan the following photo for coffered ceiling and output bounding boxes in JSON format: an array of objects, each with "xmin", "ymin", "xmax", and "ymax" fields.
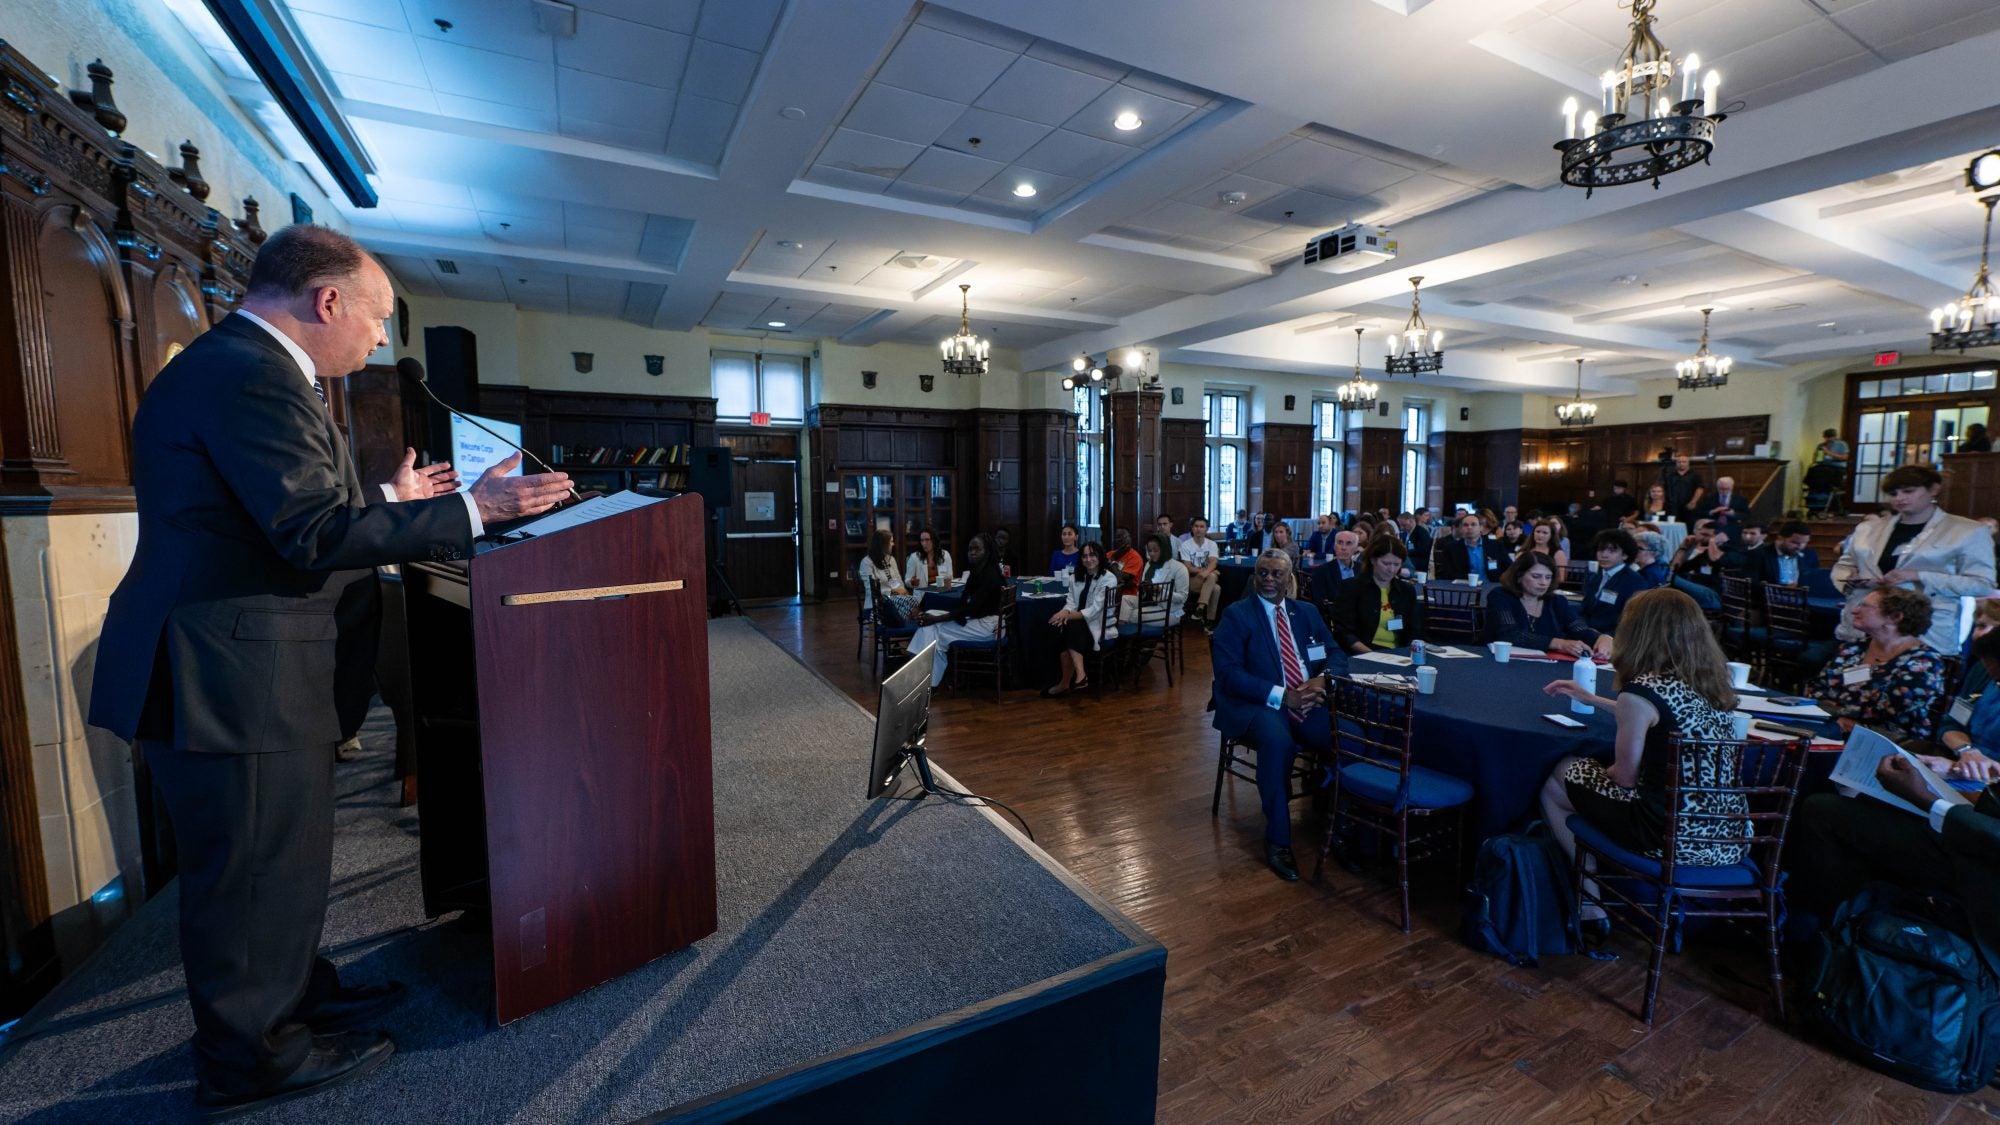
[{"xmin": 173, "ymin": 0, "xmax": 2000, "ymax": 396}]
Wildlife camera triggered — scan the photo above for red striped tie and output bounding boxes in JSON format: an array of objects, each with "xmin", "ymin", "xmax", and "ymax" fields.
[{"xmin": 1275, "ymin": 604, "xmax": 1307, "ymax": 721}]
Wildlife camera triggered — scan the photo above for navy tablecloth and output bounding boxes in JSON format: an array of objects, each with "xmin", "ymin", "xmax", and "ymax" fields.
[{"xmin": 920, "ymin": 589, "xmax": 1066, "ymax": 687}]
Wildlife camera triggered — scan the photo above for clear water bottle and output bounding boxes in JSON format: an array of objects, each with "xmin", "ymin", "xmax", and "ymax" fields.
[
  {"xmin": 1571, "ymin": 656, "xmax": 1596, "ymax": 716},
  {"xmin": 1411, "ymin": 639, "xmax": 1426, "ymax": 666}
]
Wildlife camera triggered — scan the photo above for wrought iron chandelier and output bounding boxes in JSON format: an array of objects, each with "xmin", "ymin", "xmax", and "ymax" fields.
[
  {"xmin": 1556, "ymin": 358, "xmax": 1598, "ymax": 427},
  {"xmin": 1675, "ymin": 307, "xmax": 1732, "ymax": 390},
  {"xmin": 1554, "ymin": 0, "xmax": 1723, "ymax": 198},
  {"xmin": 1930, "ymin": 194, "xmax": 2000, "ymax": 353},
  {"xmin": 939, "ymin": 283, "xmax": 989, "ymax": 376},
  {"xmin": 1384, "ymin": 276, "xmax": 1443, "ymax": 375},
  {"xmin": 1337, "ymin": 328, "xmax": 1378, "ymax": 412}
]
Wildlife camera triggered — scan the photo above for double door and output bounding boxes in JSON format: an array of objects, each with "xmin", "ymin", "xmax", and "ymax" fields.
[
  {"xmin": 839, "ymin": 472, "xmax": 955, "ymax": 579},
  {"xmin": 1852, "ymin": 403, "xmax": 1991, "ymax": 502}
]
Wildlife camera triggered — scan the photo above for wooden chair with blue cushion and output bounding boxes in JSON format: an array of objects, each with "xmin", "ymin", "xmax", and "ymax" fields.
[
  {"xmin": 1759, "ymin": 583, "xmax": 1830, "ymax": 693},
  {"xmin": 1567, "ymin": 733, "xmax": 1811, "ymax": 1025},
  {"xmin": 1211, "ymin": 729, "xmax": 1321, "ymax": 816},
  {"xmin": 948, "ymin": 586, "xmax": 1015, "ymax": 702},
  {"xmin": 1314, "ymin": 677, "xmax": 1475, "ymax": 932},
  {"xmin": 855, "ymin": 576, "xmax": 873, "ymax": 661},
  {"xmin": 1421, "ymin": 584, "xmax": 1485, "ymax": 645},
  {"xmin": 1717, "ymin": 574, "xmax": 1755, "ymax": 662},
  {"xmin": 870, "ymin": 587, "xmax": 917, "ymax": 683},
  {"xmin": 1122, "ymin": 580, "xmax": 1179, "ymax": 687},
  {"xmin": 1080, "ymin": 589, "xmax": 1120, "ymax": 698}
]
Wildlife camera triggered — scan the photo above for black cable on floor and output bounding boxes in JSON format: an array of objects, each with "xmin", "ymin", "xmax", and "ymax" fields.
[{"xmin": 931, "ymin": 784, "xmax": 1035, "ymax": 842}]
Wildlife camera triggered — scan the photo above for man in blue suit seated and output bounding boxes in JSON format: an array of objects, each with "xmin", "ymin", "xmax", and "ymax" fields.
[
  {"xmin": 1747, "ymin": 520, "xmax": 1821, "ymax": 587},
  {"xmin": 1211, "ymin": 549, "xmax": 1346, "ymax": 881},
  {"xmin": 1577, "ymin": 528, "xmax": 1650, "ymax": 652}
]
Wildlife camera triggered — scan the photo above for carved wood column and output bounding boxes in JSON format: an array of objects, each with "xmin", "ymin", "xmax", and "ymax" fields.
[{"xmin": 1103, "ymin": 388, "xmax": 1162, "ymax": 537}]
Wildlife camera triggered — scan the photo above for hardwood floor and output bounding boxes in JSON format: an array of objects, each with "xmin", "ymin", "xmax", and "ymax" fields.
[{"xmin": 747, "ymin": 599, "xmax": 1997, "ymax": 1124}]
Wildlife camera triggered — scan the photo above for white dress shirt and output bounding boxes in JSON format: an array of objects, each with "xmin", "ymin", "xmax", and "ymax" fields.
[{"xmin": 236, "ymin": 310, "xmax": 482, "ymax": 536}]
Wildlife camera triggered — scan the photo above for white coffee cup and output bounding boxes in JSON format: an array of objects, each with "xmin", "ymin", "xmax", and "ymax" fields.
[
  {"xmin": 1413, "ymin": 570, "xmax": 1427, "ymax": 585},
  {"xmin": 1492, "ymin": 641, "xmax": 1512, "ymax": 663},
  {"xmin": 1729, "ymin": 711, "xmax": 1753, "ymax": 740},
  {"xmin": 1588, "ymin": 559, "xmax": 1600, "ymax": 574},
  {"xmin": 1416, "ymin": 665, "xmax": 1438, "ymax": 695},
  {"xmin": 1726, "ymin": 661, "xmax": 1752, "ymax": 688}
]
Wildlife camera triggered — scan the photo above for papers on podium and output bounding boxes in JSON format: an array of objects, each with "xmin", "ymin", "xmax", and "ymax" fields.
[
  {"xmin": 1828, "ymin": 726, "xmax": 1974, "ymax": 817},
  {"xmin": 507, "ymin": 490, "xmax": 667, "ymax": 541}
]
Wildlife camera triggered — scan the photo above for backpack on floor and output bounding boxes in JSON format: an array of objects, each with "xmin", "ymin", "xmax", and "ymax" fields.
[
  {"xmin": 1461, "ymin": 821, "xmax": 1579, "ymax": 966},
  {"xmin": 1802, "ymin": 883, "xmax": 2000, "ymax": 1094}
]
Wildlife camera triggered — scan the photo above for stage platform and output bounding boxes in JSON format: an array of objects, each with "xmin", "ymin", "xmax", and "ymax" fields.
[{"xmin": 0, "ymin": 618, "xmax": 1165, "ymax": 1123}]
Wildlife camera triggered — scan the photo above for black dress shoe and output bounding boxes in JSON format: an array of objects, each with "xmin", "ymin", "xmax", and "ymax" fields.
[
  {"xmin": 1265, "ymin": 843, "xmax": 1300, "ymax": 882},
  {"xmin": 195, "ymin": 1031, "xmax": 394, "ymax": 1118},
  {"xmin": 298, "ymin": 980, "xmax": 405, "ymax": 1032}
]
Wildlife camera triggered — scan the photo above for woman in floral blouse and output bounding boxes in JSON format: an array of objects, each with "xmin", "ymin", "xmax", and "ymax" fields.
[{"xmin": 1813, "ymin": 585, "xmax": 1947, "ymax": 742}]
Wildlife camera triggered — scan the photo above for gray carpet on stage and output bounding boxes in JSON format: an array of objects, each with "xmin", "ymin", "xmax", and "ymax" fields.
[{"xmin": 0, "ymin": 618, "xmax": 1140, "ymax": 1123}]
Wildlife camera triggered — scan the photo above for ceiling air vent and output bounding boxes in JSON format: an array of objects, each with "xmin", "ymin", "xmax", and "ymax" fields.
[
  {"xmin": 436, "ymin": 259, "xmax": 459, "ymax": 274},
  {"xmin": 889, "ymin": 254, "xmax": 935, "ymax": 270}
]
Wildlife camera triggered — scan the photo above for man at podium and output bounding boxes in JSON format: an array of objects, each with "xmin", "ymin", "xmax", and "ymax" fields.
[{"xmin": 89, "ymin": 226, "xmax": 572, "ymax": 1114}]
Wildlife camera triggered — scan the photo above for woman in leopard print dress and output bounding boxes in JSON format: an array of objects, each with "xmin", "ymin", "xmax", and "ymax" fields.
[{"xmin": 1539, "ymin": 588, "xmax": 1746, "ymax": 918}]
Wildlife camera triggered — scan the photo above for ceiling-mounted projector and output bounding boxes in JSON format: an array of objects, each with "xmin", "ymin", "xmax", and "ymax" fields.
[{"xmin": 1303, "ymin": 223, "xmax": 1396, "ymax": 274}]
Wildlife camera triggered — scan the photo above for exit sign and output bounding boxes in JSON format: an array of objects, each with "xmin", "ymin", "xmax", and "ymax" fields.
[
  {"xmin": 750, "ymin": 411, "xmax": 771, "ymax": 426},
  {"xmin": 1873, "ymin": 351, "xmax": 1901, "ymax": 366}
]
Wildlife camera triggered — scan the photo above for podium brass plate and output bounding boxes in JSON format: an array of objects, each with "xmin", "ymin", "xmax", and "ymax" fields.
[{"xmin": 502, "ymin": 579, "xmax": 685, "ymax": 606}]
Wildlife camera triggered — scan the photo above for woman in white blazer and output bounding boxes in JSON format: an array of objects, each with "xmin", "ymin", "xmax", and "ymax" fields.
[
  {"xmin": 904, "ymin": 526, "xmax": 955, "ymax": 591},
  {"xmin": 859, "ymin": 529, "xmax": 917, "ymax": 625},
  {"xmin": 1044, "ymin": 541, "xmax": 1119, "ymax": 696},
  {"xmin": 1119, "ymin": 532, "xmax": 1190, "ymax": 627},
  {"xmin": 1831, "ymin": 464, "xmax": 1997, "ymax": 655}
]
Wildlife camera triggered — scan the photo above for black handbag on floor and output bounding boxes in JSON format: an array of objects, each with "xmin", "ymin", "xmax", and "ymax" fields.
[
  {"xmin": 1461, "ymin": 822, "xmax": 1579, "ymax": 967},
  {"xmin": 1802, "ymin": 883, "xmax": 2000, "ymax": 1094}
]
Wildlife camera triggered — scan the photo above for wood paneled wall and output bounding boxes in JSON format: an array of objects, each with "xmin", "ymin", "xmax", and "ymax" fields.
[
  {"xmin": 1105, "ymin": 390, "xmax": 1163, "ymax": 537},
  {"xmin": 1159, "ymin": 418, "xmax": 1205, "ymax": 527},
  {"xmin": 1249, "ymin": 422, "xmax": 1311, "ymax": 518},
  {"xmin": 1942, "ymin": 451, "xmax": 2000, "ymax": 519},
  {"xmin": 1343, "ymin": 428, "xmax": 1402, "ymax": 515}
]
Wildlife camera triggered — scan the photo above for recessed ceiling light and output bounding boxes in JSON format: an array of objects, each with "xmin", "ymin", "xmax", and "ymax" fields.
[
  {"xmin": 1112, "ymin": 111, "xmax": 1143, "ymax": 132},
  {"xmin": 767, "ymin": 320, "xmax": 787, "ymax": 328},
  {"xmin": 776, "ymin": 239, "xmax": 803, "ymax": 250},
  {"xmin": 1218, "ymin": 191, "xmax": 1248, "ymax": 206},
  {"xmin": 1012, "ymin": 182, "xmax": 1037, "ymax": 198}
]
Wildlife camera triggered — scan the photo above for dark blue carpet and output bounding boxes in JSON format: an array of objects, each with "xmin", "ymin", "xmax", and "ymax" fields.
[{"xmin": 0, "ymin": 618, "xmax": 1145, "ymax": 1122}]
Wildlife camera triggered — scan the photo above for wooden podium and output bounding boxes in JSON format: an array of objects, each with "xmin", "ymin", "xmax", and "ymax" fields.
[{"xmin": 403, "ymin": 494, "xmax": 715, "ymax": 1024}]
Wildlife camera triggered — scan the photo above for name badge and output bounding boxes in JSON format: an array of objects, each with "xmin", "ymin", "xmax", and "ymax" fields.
[
  {"xmin": 1486, "ymin": 559, "xmax": 1498, "ymax": 570},
  {"xmin": 1386, "ymin": 617, "xmax": 1404, "ymax": 631},
  {"xmin": 1699, "ymin": 565, "xmax": 1712, "ymax": 575},
  {"xmin": 1842, "ymin": 665, "xmax": 1873, "ymax": 687},
  {"xmin": 1306, "ymin": 644, "xmax": 1327, "ymax": 662},
  {"xmin": 1597, "ymin": 590, "xmax": 1618, "ymax": 605},
  {"xmin": 1951, "ymin": 698, "xmax": 1974, "ymax": 725}
]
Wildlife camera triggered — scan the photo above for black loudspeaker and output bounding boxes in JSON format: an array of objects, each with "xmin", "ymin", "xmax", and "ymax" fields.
[
  {"xmin": 688, "ymin": 447, "xmax": 735, "ymax": 509},
  {"xmin": 422, "ymin": 325, "xmax": 480, "ymax": 458}
]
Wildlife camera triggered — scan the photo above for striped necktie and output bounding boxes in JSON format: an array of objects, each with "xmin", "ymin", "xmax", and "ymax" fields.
[
  {"xmin": 1273, "ymin": 603, "xmax": 1307, "ymax": 721},
  {"xmin": 311, "ymin": 378, "xmax": 327, "ymax": 406}
]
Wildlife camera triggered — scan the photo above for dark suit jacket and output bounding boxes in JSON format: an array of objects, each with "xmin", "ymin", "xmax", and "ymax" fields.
[
  {"xmin": 91, "ymin": 315, "xmax": 474, "ymax": 752},
  {"xmin": 1747, "ymin": 544, "xmax": 1823, "ymax": 587},
  {"xmin": 1578, "ymin": 564, "xmax": 1652, "ymax": 635},
  {"xmin": 1210, "ymin": 595, "xmax": 1343, "ymax": 739},
  {"xmin": 1327, "ymin": 576, "xmax": 1423, "ymax": 652},
  {"xmin": 1486, "ymin": 587, "xmax": 1599, "ymax": 650},
  {"xmin": 1432, "ymin": 535, "xmax": 1506, "ymax": 582},
  {"xmin": 1944, "ymin": 788, "xmax": 2000, "ymax": 958},
  {"xmin": 1306, "ymin": 557, "xmax": 1363, "ymax": 605},
  {"xmin": 1406, "ymin": 526, "xmax": 1434, "ymax": 569},
  {"xmin": 1705, "ymin": 491, "xmax": 1751, "ymax": 527}
]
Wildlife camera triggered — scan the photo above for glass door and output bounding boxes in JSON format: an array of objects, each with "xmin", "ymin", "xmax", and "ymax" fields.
[
  {"xmin": 1851, "ymin": 409, "xmax": 1909, "ymax": 504},
  {"xmin": 1932, "ymin": 405, "xmax": 1990, "ymax": 459}
]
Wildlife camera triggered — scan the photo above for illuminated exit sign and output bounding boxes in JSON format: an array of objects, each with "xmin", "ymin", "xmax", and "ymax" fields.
[
  {"xmin": 751, "ymin": 412, "xmax": 771, "ymax": 426},
  {"xmin": 1873, "ymin": 351, "xmax": 1901, "ymax": 367}
]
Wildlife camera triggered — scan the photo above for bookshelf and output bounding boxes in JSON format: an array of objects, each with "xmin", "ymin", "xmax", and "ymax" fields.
[
  {"xmin": 552, "ymin": 443, "xmax": 691, "ymax": 494},
  {"xmin": 475, "ymin": 385, "xmax": 718, "ymax": 496}
]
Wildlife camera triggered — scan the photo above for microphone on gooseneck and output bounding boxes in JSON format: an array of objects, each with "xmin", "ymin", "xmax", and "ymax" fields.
[{"xmin": 396, "ymin": 357, "xmax": 582, "ymax": 504}]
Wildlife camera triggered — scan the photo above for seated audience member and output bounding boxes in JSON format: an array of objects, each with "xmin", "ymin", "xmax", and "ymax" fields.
[
  {"xmin": 1226, "ymin": 509, "xmax": 1254, "ymax": 542},
  {"xmin": 1177, "ymin": 517, "xmax": 1224, "ymax": 628},
  {"xmin": 1433, "ymin": 511, "xmax": 1504, "ymax": 583},
  {"xmin": 1488, "ymin": 552, "xmax": 1599, "ymax": 657},
  {"xmin": 1786, "ymin": 631, "xmax": 2000, "ymax": 956},
  {"xmin": 1593, "ymin": 479, "xmax": 1639, "ymax": 523},
  {"xmin": 908, "ymin": 533, "xmax": 1003, "ymax": 687},
  {"xmin": 1922, "ymin": 598, "xmax": 2000, "ymax": 782},
  {"xmin": 1398, "ymin": 511, "xmax": 1433, "ymax": 570},
  {"xmin": 1107, "ymin": 526, "xmax": 1144, "ymax": 598},
  {"xmin": 1044, "ymin": 542, "xmax": 1118, "ymax": 697},
  {"xmin": 1730, "ymin": 521, "xmax": 1768, "ymax": 573},
  {"xmin": 1813, "ymin": 586, "xmax": 1947, "ymax": 743},
  {"xmin": 1667, "ymin": 521, "xmax": 1729, "ymax": 609},
  {"xmin": 1352, "ymin": 517, "xmax": 1378, "ymax": 545},
  {"xmin": 1307, "ymin": 529, "xmax": 1364, "ymax": 604},
  {"xmin": 1328, "ymin": 536, "xmax": 1422, "ymax": 654},
  {"xmin": 1268, "ymin": 522, "xmax": 1301, "ymax": 569},
  {"xmin": 1525, "ymin": 518, "xmax": 1570, "ymax": 583},
  {"xmin": 1750, "ymin": 521, "xmax": 1819, "ymax": 587},
  {"xmin": 990, "ymin": 527, "xmax": 1015, "ymax": 578},
  {"xmin": 1539, "ymin": 588, "xmax": 1745, "ymax": 927},
  {"xmin": 904, "ymin": 525, "xmax": 955, "ymax": 591},
  {"xmin": 1705, "ymin": 475, "xmax": 1750, "ymax": 529},
  {"xmin": 1121, "ymin": 532, "xmax": 1189, "ymax": 626},
  {"xmin": 1048, "ymin": 522, "xmax": 1081, "ymax": 576},
  {"xmin": 1498, "ymin": 519, "xmax": 1528, "ymax": 564},
  {"xmin": 860, "ymin": 529, "xmax": 917, "ymax": 624},
  {"xmin": 1579, "ymin": 528, "xmax": 1650, "ymax": 643},
  {"xmin": 1210, "ymin": 549, "xmax": 1344, "ymax": 881},
  {"xmin": 1642, "ymin": 483, "xmax": 1672, "ymax": 522},
  {"xmin": 1257, "ymin": 512, "xmax": 1282, "ymax": 550},
  {"xmin": 1303, "ymin": 514, "xmax": 1338, "ymax": 559},
  {"xmin": 1155, "ymin": 513, "xmax": 1185, "ymax": 545},
  {"xmin": 1502, "ymin": 504, "xmax": 1520, "ymax": 527},
  {"xmin": 1633, "ymin": 530, "xmax": 1676, "ymax": 591}
]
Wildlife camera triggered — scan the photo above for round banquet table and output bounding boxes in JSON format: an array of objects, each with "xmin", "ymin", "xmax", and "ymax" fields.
[
  {"xmin": 919, "ymin": 587, "xmax": 1067, "ymax": 688},
  {"xmin": 1367, "ymin": 649, "xmax": 1616, "ymax": 838}
]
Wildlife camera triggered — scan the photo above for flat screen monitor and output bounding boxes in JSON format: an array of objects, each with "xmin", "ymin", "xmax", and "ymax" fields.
[
  {"xmin": 867, "ymin": 641, "xmax": 935, "ymax": 798},
  {"xmin": 448, "ymin": 411, "xmax": 523, "ymax": 490}
]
